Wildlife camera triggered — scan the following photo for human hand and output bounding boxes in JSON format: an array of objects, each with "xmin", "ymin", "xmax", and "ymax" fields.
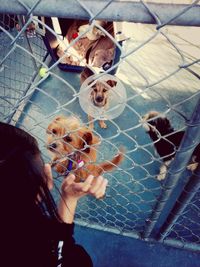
[
  {"xmin": 58, "ymin": 174, "xmax": 108, "ymax": 223},
  {"xmin": 61, "ymin": 174, "xmax": 108, "ymax": 202},
  {"xmin": 44, "ymin": 164, "xmax": 108, "ymax": 223},
  {"xmin": 44, "ymin": 164, "xmax": 108, "ymax": 201}
]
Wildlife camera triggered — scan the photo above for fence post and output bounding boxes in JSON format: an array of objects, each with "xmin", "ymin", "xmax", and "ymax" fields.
[
  {"xmin": 0, "ymin": 1, "xmax": 200, "ymax": 26},
  {"xmin": 158, "ymin": 163, "xmax": 200, "ymax": 241}
]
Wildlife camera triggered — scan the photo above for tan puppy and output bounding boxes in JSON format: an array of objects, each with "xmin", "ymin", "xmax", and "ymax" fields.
[
  {"xmin": 56, "ymin": 45, "xmax": 80, "ymax": 65},
  {"xmin": 88, "ymin": 22, "xmax": 115, "ymax": 68},
  {"xmin": 78, "ymin": 20, "xmax": 107, "ymax": 41},
  {"xmin": 66, "ymin": 20, "xmax": 115, "ymax": 67},
  {"xmin": 80, "ymin": 67, "xmax": 117, "ymax": 129},
  {"xmin": 66, "ymin": 20, "xmax": 107, "ymax": 59},
  {"xmin": 46, "ymin": 115, "xmax": 124, "ymax": 182},
  {"xmin": 56, "ymin": 46, "xmax": 74, "ymax": 64},
  {"xmin": 89, "ymin": 48, "xmax": 115, "ymax": 68}
]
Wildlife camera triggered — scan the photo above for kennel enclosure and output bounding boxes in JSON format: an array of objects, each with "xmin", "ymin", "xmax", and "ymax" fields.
[{"xmin": 0, "ymin": 0, "xmax": 200, "ymax": 255}]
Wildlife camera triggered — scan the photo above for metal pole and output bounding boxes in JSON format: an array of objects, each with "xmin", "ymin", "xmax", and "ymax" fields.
[
  {"xmin": 142, "ymin": 96, "xmax": 200, "ymax": 238},
  {"xmin": 158, "ymin": 163, "xmax": 200, "ymax": 241},
  {"xmin": 0, "ymin": 1, "xmax": 200, "ymax": 26}
]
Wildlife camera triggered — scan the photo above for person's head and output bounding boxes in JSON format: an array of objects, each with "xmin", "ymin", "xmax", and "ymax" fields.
[{"xmin": 0, "ymin": 122, "xmax": 58, "ymax": 221}]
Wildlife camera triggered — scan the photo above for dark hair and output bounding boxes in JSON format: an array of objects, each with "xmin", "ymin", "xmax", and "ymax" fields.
[{"xmin": 0, "ymin": 122, "xmax": 60, "ymax": 221}]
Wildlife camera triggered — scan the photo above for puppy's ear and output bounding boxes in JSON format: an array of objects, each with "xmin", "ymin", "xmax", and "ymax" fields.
[
  {"xmin": 82, "ymin": 132, "xmax": 93, "ymax": 153},
  {"xmin": 106, "ymin": 80, "xmax": 117, "ymax": 87},
  {"xmin": 88, "ymin": 80, "xmax": 95, "ymax": 87},
  {"xmin": 81, "ymin": 67, "xmax": 94, "ymax": 84}
]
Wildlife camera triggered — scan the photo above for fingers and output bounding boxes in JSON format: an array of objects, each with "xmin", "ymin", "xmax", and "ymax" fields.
[
  {"xmin": 73, "ymin": 175, "xmax": 94, "ymax": 193},
  {"xmin": 61, "ymin": 174, "xmax": 108, "ymax": 200},
  {"xmin": 89, "ymin": 176, "xmax": 108, "ymax": 199},
  {"xmin": 73, "ymin": 175, "xmax": 108, "ymax": 198},
  {"xmin": 82, "ymin": 175, "xmax": 94, "ymax": 192},
  {"xmin": 89, "ymin": 175, "xmax": 103, "ymax": 194},
  {"xmin": 61, "ymin": 174, "xmax": 76, "ymax": 191}
]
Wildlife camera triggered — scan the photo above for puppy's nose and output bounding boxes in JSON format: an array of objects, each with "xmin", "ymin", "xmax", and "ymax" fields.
[
  {"xmin": 48, "ymin": 143, "xmax": 57, "ymax": 149},
  {"xmin": 96, "ymin": 96, "xmax": 104, "ymax": 102}
]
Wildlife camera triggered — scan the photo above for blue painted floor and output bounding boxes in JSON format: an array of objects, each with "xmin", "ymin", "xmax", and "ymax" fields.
[{"xmin": 75, "ymin": 225, "xmax": 200, "ymax": 267}]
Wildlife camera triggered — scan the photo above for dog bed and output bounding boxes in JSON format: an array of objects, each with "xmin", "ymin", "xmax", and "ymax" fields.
[{"xmin": 42, "ymin": 17, "xmax": 125, "ymax": 74}]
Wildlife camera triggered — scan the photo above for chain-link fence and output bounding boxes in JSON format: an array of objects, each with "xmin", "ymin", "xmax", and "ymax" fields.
[{"xmin": 0, "ymin": 0, "xmax": 200, "ymax": 252}]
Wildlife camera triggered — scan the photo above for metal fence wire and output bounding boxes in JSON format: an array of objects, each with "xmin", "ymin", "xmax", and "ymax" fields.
[{"xmin": 0, "ymin": 0, "xmax": 200, "ymax": 252}]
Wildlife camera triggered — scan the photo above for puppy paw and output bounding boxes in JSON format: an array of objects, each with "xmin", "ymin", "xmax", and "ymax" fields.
[
  {"xmin": 187, "ymin": 163, "xmax": 198, "ymax": 172},
  {"xmin": 156, "ymin": 161, "xmax": 171, "ymax": 180},
  {"xmin": 156, "ymin": 173, "xmax": 166, "ymax": 181},
  {"xmin": 99, "ymin": 120, "xmax": 107, "ymax": 129},
  {"xmin": 140, "ymin": 118, "xmax": 150, "ymax": 131},
  {"xmin": 156, "ymin": 167, "xmax": 167, "ymax": 180}
]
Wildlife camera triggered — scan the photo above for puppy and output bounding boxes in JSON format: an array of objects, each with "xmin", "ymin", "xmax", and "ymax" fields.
[
  {"xmin": 56, "ymin": 45, "xmax": 80, "ymax": 65},
  {"xmin": 66, "ymin": 20, "xmax": 107, "ymax": 59},
  {"xmin": 141, "ymin": 111, "xmax": 200, "ymax": 180},
  {"xmin": 89, "ymin": 48, "xmax": 115, "ymax": 68},
  {"xmin": 88, "ymin": 31, "xmax": 115, "ymax": 68},
  {"xmin": 56, "ymin": 45, "xmax": 74, "ymax": 64},
  {"xmin": 80, "ymin": 67, "xmax": 117, "ymax": 129},
  {"xmin": 46, "ymin": 115, "xmax": 124, "ymax": 182},
  {"xmin": 78, "ymin": 20, "xmax": 107, "ymax": 41}
]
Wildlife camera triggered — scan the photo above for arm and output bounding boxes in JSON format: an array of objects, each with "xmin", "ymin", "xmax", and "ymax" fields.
[
  {"xmin": 58, "ymin": 174, "xmax": 108, "ymax": 267},
  {"xmin": 44, "ymin": 165, "xmax": 108, "ymax": 266}
]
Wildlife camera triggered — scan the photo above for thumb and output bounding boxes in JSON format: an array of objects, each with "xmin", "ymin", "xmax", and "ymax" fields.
[{"xmin": 44, "ymin": 163, "xmax": 54, "ymax": 190}]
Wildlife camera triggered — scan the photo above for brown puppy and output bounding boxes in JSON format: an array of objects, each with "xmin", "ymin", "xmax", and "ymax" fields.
[
  {"xmin": 46, "ymin": 115, "xmax": 124, "ymax": 182},
  {"xmin": 88, "ymin": 22, "xmax": 115, "ymax": 68},
  {"xmin": 89, "ymin": 48, "xmax": 115, "ymax": 68},
  {"xmin": 66, "ymin": 20, "xmax": 107, "ymax": 59},
  {"xmin": 78, "ymin": 20, "xmax": 107, "ymax": 41},
  {"xmin": 80, "ymin": 67, "xmax": 117, "ymax": 129}
]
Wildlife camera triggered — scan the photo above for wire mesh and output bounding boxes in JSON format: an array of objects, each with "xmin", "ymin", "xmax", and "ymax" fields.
[
  {"xmin": 0, "ymin": 14, "xmax": 47, "ymax": 122},
  {"xmin": 166, "ymin": 191, "xmax": 200, "ymax": 245},
  {"xmin": 0, "ymin": 0, "xmax": 200, "ymax": 250}
]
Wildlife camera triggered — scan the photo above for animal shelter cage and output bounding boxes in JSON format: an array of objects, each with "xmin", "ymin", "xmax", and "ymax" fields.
[{"xmin": 1, "ymin": 0, "xmax": 200, "ymax": 252}]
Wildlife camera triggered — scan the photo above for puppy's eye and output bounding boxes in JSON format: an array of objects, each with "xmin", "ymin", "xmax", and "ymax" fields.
[
  {"xmin": 93, "ymin": 88, "xmax": 97, "ymax": 92},
  {"xmin": 103, "ymin": 89, "xmax": 107, "ymax": 92},
  {"xmin": 52, "ymin": 129, "xmax": 57, "ymax": 135},
  {"xmin": 63, "ymin": 135, "xmax": 72, "ymax": 142},
  {"xmin": 46, "ymin": 129, "xmax": 51, "ymax": 134}
]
